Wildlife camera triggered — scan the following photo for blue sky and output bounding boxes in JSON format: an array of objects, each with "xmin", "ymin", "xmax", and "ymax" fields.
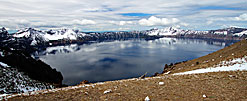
[{"xmin": 0, "ymin": 0, "xmax": 246, "ymax": 31}]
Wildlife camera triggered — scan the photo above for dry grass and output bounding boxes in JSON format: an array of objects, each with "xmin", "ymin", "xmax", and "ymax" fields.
[
  {"xmin": 9, "ymin": 71, "xmax": 247, "ymax": 101},
  {"xmin": 165, "ymin": 39, "xmax": 247, "ymax": 74}
]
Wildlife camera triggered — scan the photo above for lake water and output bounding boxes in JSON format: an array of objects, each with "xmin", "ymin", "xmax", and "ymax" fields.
[{"xmin": 35, "ymin": 38, "xmax": 236, "ymax": 85}]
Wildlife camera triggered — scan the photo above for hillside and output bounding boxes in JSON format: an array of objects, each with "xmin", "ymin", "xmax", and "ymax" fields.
[
  {"xmin": 163, "ymin": 39, "xmax": 247, "ymax": 74},
  {"xmin": 3, "ymin": 40, "xmax": 247, "ymax": 100}
]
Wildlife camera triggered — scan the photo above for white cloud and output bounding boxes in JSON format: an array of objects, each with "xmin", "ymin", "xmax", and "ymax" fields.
[
  {"xmin": 180, "ymin": 22, "xmax": 189, "ymax": 27},
  {"xmin": 206, "ymin": 20, "xmax": 214, "ymax": 25},
  {"xmin": 109, "ymin": 21, "xmax": 134, "ymax": 26},
  {"xmin": 72, "ymin": 19, "xmax": 96, "ymax": 25},
  {"xmin": 206, "ymin": 13, "xmax": 247, "ymax": 25},
  {"xmin": 0, "ymin": 0, "xmax": 246, "ymax": 30},
  {"xmin": 0, "ymin": 19, "xmax": 31, "ymax": 25},
  {"xmin": 233, "ymin": 13, "xmax": 247, "ymax": 21},
  {"xmin": 139, "ymin": 16, "xmax": 180, "ymax": 26}
]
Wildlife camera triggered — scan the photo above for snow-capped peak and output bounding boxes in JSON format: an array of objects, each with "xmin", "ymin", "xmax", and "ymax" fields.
[
  {"xmin": 13, "ymin": 28, "xmax": 44, "ymax": 38},
  {"xmin": 12, "ymin": 28, "xmax": 47, "ymax": 45},
  {"xmin": 44, "ymin": 29, "xmax": 78, "ymax": 41},
  {"xmin": 11, "ymin": 28, "xmax": 82, "ymax": 45},
  {"xmin": 147, "ymin": 27, "xmax": 184, "ymax": 36},
  {"xmin": 0, "ymin": 27, "xmax": 7, "ymax": 33}
]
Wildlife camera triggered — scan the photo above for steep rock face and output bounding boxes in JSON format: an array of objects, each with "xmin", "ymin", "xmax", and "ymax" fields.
[
  {"xmin": 0, "ymin": 27, "xmax": 8, "ymax": 40},
  {"xmin": 0, "ymin": 48, "xmax": 63, "ymax": 85}
]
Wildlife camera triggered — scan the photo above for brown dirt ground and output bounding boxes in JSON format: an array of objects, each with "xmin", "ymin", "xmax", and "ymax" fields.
[
  {"xmin": 164, "ymin": 39, "xmax": 247, "ymax": 74},
  {"xmin": 9, "ymin": 71, "xmax": 247, "ymax": 101}
]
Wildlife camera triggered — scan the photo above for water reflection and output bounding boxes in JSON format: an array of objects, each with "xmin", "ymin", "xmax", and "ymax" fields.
[{"xmin": 34, "ymin": 38, "xmax": 237, "ymax": 85}]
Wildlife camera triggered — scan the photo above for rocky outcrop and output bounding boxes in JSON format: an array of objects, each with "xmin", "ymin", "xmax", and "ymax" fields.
[
  {"xmin": 0, "ymin": 27, "xmax": 8, "ymax": 39},
  {"xmin": 0, "ymin": 47, "xmax": 63, "ymax": 85},
  {"xmin": 0, "ymin": 65, "xmax": 55, "ymax": 94}
]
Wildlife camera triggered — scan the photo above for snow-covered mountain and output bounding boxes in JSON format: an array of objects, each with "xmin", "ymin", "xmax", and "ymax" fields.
[
  {"xmin": 12, "ymin": 28, "xmax": 84, "ymax": 45},
  {"xmin": 146, "ymin": 27, "xmax": 210, "ymax": 36},
  {"xmin": 8, "ymin": 27, "xmax": 247, "ymax": 46},
  {"xmin": 147, "ymin": 27, "xmax": 185, "ymax": 36},
  {"xmin": 146, "ymin": 27, "xmax": 247, "ymax": 36},
  {"xmin": 44, "ymin": 29, "xmax": 80, "ymax": 41},
  {"xmin": 11, "ymin": 28, "xmax": 145, "ymax": 46},
  {"xmin": 13, "ymin": 28, "xmax": 47, "ymax": 45}
]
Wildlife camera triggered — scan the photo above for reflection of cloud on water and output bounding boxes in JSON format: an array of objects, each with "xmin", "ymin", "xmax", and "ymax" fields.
[
  {"xmin": 38, "ymin": 38, "xmax": 234, "ymax": 85},
  {"xmin": 43, "ymin": 44, "xmax": 80, "ymax": 55},
  {"xmin": 80, "ymin": 47, "xmax": 97, "ymax": 52}
]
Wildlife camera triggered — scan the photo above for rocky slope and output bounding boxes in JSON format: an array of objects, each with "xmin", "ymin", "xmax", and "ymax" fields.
[
  {"xmin": 0, "ymin": 28, "xmax": 63, "ymax": 94},
  {"xmin": 0, "ymin": 47, "xmax": 63, "ymax": 85},
  {"xmin": 163, "ymin": 39, "xmax": 247, "ymax": 74},
  {"xmin": 0, "ymin": 64, "xmax": 54, "ymax": 94}
]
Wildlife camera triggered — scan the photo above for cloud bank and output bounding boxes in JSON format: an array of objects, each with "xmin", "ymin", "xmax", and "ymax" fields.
[
  {"xmin": 139, "ymin": 16, "xmax": 180, "ymax": 26},
  {"xmin": 0, "ymin": 0, "xmax": 246, "ymax": 31}
]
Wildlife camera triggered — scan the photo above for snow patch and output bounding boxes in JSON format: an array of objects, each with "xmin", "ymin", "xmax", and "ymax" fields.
[
  {"xmin": 0, "ymin": 66, "xmax": 54, "ymax": 94},
  {"xmin": 159, "ymin": 82, "xmax": 164, "ymax": 85},
  {"xmin": 0, "ymin": 51, "xmax": 4, "ymax": 56},
  {"xmin": 0, "ymin": 62, "xmax": 10, "ymax": 67},
  {"xmin": 44, "ymin": 29, "xmax": 77, "ymax": 41},
  {"xmin": 13, "ymin": 31, "xmax": 30, "ymax": 38},
  {"xmin": 174, "ymin": 56, "xmax": 247, "ymax": 75},
  {"xmin": 235, "ymin": 30, "xmax": 247, "ymax": 36},
  {"xmin": 145, "ymin": 96, "xmax": 150, "ymax": 101},
  {"xmin": 103, "ymin": 89, "xmax": 112, "ymax": 94}
]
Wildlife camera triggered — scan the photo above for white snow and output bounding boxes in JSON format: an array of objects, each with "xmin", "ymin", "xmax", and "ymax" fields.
[
  {"xmin": 145, "ymin": 96, "xmax": 150, "ymax": 101},
  {"xmin": 0, "ymin": 62, "xmax": 10, "ymax": 67},
  {"xmin": 164, "ymin": 71, "xmax": 171, "ymax": 74},
  {"xmin": 148, "ymin": 27, "xmax": 179, "ymax": 36},
  {"xmin": 0, "ymin": 94, "xmax": 9, "ymax": 100},
  {"xmin": 0, "ymin": 51, "xmax": 4, "ymax": 56},
  {"xmin": 235, "ymin": 30, "xmax": 247, "ymax": 36},
  {"xmin": 214, "ymin": 31, "xmax": 227, "ymax": 35},
  {"xmin": 44, "ymin": 29, "xmax": 77, "ymax": 41},
  {"xmin": 147, "ymin": 27, "xmax": 208, "ymax": 36},
  {"xmin": 174, "ymin": 56, "xmax": 247, "ymax": 75},
  {"xmin": 103, "ymin": 89, "xmax": 112, "ymax": 94},
  {"xmin": 0, "ymin": 66, "xmax": 54, "ymax": 94},
  {"xmin": 159, "ymin": 82, "xmax": 164, "ymax": 85},
  {"xmin": 13, "ymin": 31, "xmax": 30, "ymax": 38}
]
